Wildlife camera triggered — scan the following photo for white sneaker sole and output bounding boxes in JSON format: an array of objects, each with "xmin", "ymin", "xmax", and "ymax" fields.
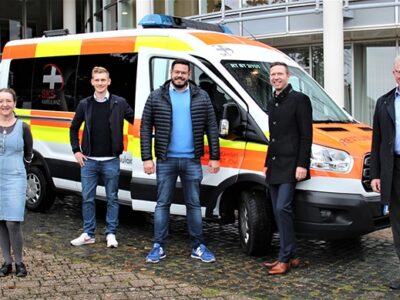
[
  {"xmin": 145, "ymin": 254, "xmax": 166, "ymax": 263},
  {"xmin": 191, "ymin": 254, "xmax": 215, "ymax": 263},
  {"xmin": 70, "ymin": 239, "xmax": 95, "ymax": 246}
]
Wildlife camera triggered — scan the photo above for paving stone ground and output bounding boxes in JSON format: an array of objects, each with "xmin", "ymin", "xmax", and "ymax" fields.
[{"xmin": 1, "ymin": 195, "xmax": 400, "ymax": 299}]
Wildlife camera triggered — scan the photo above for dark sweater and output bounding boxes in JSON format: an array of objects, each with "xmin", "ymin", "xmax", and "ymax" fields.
[{"xmin": 90, "ymin": 100, "xmax": 112, "ymax": 157}]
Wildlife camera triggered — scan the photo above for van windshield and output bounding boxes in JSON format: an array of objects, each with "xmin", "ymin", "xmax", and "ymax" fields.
[{"xmin": 222, "ymin": 60, "xmax": 353, "ymax": 123}]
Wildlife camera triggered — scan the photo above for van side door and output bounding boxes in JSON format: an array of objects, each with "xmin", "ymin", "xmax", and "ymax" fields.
[{"xmin": 131, "ymin": 49, "xmax": 248, "ymax": 217}]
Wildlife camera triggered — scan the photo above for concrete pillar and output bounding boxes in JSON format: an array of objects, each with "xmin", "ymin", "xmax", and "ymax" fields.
[
  {"xmin": 136, "ymin": 0, "xmax": 153, "ymax": 27},
  {"xmin": 323, "ymin": 0, "xmax": 344, "ymax": 107},
  {"xmin": 63, "ymin": 0, "xmax": 76, "ymax": 34}
]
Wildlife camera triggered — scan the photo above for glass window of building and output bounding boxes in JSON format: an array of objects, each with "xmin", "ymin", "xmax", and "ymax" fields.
[
  {"xmin": 242, "ymin": 0, "xmax": 285, "ymax": 7},
  {"xmin": 311, "ymin": 46, "xmax": 323, "ymax": 87},
  {"xmin": 118, "ymin": 0, "xmax": 134, "ymax": 29},
  {"xmin": 207, "ymin": 0, "xmax": 240, "ymax": 12},
  {"xmin": 173, "ymin": 0, "xmax": 199, "ymax": 17},
  {"xmin": 104, "ymin": 0, "xmax": 118, "ymax": 30},
  {"xmin": 344, "ymin": 45, "xmax": 352, "ymax": 114},
  {"xmin": 353, "ymin": 41, "xmax": 396, "ymax": 125},
  {"xmin": 0, "ymin": 0, "xmax": 63, "ymax": 53},
  {"xmin": 282, "ymin": 47, "xmax": 310, "ymax": 74}
]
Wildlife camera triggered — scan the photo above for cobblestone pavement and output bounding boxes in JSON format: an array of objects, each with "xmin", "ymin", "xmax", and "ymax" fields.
[{"xmin": 1, "ymin": 195, "xmax": 400, "ymax": 299}]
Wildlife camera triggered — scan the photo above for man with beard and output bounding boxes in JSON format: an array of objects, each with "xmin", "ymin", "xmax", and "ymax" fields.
[{"xmin": 140, "ymin": 59, "xmax": 220, "ymax": 263}]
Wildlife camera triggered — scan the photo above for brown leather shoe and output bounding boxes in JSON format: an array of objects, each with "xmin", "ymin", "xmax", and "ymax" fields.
[
  {"xmin": 268, "ymin": 262, "xmax": 290, "ymax": 275},
  {"xmin": 264, "ymin": 258, "xmax": 300, "ymax": 268},
  {"xmin": 263, "ymin": 260, "xmax": 279, "ymax": 268},
  {"xmin": 290, "ymin": 258, "xmax": 300, "ymax": 268}
]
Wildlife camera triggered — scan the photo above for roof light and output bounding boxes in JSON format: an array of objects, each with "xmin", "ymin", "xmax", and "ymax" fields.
[
  {"xmin": 139, "ymin": 14, "xmax": 232, "ymax": 34},
  {"xmin": 43, "ymin": 29, "xmax": 69, "ymax": 37}
]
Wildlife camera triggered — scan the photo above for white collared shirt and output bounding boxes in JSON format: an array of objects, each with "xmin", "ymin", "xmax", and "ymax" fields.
[
  {"xmin": 169, "ymin": 83, "xmax": 190, "ymax": 93},
  {"xmin": 94, "ymin": 91, "xmax": 110, "ymax": 103}
]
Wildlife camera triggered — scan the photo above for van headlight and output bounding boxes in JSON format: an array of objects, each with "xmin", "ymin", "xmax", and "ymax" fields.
[{"xmin": 310, "ymin": 144, "xmax": 353, "ymax": 172}]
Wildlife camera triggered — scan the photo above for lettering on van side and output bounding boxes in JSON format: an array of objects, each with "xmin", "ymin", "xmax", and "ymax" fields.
[{"xmin": 339, "ymin": 135, "xmax": 370, "ymax": 146}]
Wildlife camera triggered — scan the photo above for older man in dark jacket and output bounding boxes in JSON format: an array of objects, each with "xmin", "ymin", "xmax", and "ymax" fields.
[
  {"xmin": 263, "ymin": 61, "xmax": 313, "ymax": 275},
  {"xmin": 371, "ymin": 55, "xmax": 400, "ymax": 290},
  {"xmin": 140, "ymin": 59, "xmax": 220, "ymax": 264}
]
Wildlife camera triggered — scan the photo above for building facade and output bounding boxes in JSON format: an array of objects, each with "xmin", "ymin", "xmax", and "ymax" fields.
[{"xmin": 0, "ymin": 0, "xmax": 399, "ymax": 125}]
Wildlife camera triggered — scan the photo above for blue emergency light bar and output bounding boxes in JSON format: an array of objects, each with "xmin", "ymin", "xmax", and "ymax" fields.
[{"xmin": 139, "ymin": 14, "xmax": 232, "ymax": 34}]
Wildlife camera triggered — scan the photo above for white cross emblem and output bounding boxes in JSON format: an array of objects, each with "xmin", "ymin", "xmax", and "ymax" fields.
[{"xmin": 43, "ymin": 64, "xmax": 63, "ymax": 89}]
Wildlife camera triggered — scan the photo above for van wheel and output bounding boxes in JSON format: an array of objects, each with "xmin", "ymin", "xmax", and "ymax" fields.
[
  {"xmin": 239, "ymin": 189, "xmax": 274, "ymax": 256},
  {"xmin": 26, "ymin": 166, "xmax": 55, "ymax": 212}
]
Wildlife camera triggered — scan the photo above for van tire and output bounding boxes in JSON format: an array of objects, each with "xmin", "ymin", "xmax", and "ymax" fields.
[
  {"xmin": 239, "ymin": 189, "xmax": 273, "ymax": 256},
  {"xmin": 26, "ymin": 166, "xmax": 55, "ymax": 212}
]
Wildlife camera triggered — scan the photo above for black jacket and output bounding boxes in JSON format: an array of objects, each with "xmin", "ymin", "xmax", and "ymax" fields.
[
  {"xmin": 70, "ymin": 94, "xmax": 135, "ymax": 157},
  {"xmin": 140, "ymin": 80, "xmax": 220, "ymax": 161},
  {"xmin": 264, "ymin": 84, "xmax": 313, "ymax": 184},
  {"xmin": 371, "ymin": 87, "xmax": 397, "ymax": 205}
]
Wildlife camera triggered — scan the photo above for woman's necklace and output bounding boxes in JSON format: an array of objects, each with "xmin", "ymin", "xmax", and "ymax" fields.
[{"xmin": 0, "ymin": 118, "xmax": 16, "ymax": 135}]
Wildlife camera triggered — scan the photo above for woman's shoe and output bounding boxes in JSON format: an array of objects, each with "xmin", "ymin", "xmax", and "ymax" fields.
[
  {"xmin": 15, "ymin": 262, "xmax": 27, "ymax": 277},
  {"xmin": 0, "ymin": 262, "xmax": 12, "ymax": 277}
]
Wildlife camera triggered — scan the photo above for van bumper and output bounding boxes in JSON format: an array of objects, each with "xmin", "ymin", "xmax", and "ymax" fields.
[{"xmin": 293, "ymin": 190, "xmax": 390, "ymax": 239}]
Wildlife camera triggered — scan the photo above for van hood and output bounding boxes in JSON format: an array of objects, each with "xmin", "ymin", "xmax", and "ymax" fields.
[{"xmin": 313, "ymin": 123, "xmax": 372, "ymax": 158}]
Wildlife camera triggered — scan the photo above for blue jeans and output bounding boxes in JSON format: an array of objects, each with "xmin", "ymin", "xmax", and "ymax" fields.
[
  {"xmin": 155, "ymin": 158, "xmax": 204, "ymax": 248},
  {"xmin": 81, "ymin": 158, "xmax": 120, "ymax": 237},
  {"xmin": 269, "ymin": 182, "xmax": 296, "ymax": 263}
]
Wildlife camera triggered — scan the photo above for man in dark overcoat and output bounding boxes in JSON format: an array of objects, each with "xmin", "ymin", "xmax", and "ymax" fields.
[
  {"xmin": 371, "ymin": 55, "xmax": 400, "ymax": 290},
  {"xmin": 263, "ymin": 62, "xmax": 313, "ymax": 275}
]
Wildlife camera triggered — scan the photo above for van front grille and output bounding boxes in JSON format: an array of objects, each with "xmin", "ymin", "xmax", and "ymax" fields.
[{"xmin": 362, "ymin": 153, "xmax": 372, "ymax": 192}]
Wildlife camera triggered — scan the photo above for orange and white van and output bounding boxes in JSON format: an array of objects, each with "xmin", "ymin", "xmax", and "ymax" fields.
[{"xmin": 0, "ymin": 15, "xmax": 389, "ymax": 255}]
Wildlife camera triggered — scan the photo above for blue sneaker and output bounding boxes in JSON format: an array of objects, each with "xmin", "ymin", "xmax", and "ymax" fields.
[
  {"xmin": 191, "ymin": 244, "xmax": 216, "ymax": 263},
  {"xmin": 146, "ymin": 243, "xmax": 166, "ymax": 263}
]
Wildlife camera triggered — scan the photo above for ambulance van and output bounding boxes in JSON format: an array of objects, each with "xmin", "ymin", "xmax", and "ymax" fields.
[{"xmin": 0, "ymin": 15, "xmax": 389, "ymax": 255}]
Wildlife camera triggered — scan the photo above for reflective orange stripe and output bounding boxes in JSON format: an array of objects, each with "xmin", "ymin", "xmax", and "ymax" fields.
[
  {"xmin": 30, "ymin": 119, "xmax": 70, "ymax": 128},
  {"xmin": 81, "ymin": 37, "xmax": 136, "ymax": 55},
  {"xmin": 30, "ymin": 110, "xmax": 74, "ymax": 118},
  {"xmin": 128, "ymin": 119, "xmax": 141, "ymax": 137},
  {"xmin": 2, "ymin": 43, "xmax": 37, "ymax": 59},
  {"xmin": 189, "ymin": 32, "xmax": 276, "ymax": 51}
]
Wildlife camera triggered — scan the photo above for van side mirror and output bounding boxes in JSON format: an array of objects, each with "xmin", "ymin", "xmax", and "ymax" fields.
[{"xmin": 219, "ymin": 103, "xmax": 241, "ymax": 139}]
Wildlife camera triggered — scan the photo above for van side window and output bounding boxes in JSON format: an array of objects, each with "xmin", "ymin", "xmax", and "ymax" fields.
[
  {"xmin": 76, "ymin": 53, "xmax": 138, "ymax": 110},
  {"xmin": 8, "ymin": 58, "xmax": 34, "ymax": 109},
  {"xmin": 9, "ymin": 53, "xmax": 137, "ymax": 112},
  {"xmin": 32, "ymin": 57, "xmax": 78, "ymax": 111},
  {"xmin": 196, "ymin": 72, "xmax": 229, "ymax": 122},
  {"xmin": 10, "ymin": 56, "xmax": 78, "ymax": 111},
  {"xmin": 150, "ymin": 57, "xmax": 232, "ymax": 124}
]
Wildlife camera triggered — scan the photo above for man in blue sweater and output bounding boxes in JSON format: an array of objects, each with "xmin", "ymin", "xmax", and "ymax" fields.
[{"xmin": 140, "ymin": 59, "xmax": 220, "ymax": 263}]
